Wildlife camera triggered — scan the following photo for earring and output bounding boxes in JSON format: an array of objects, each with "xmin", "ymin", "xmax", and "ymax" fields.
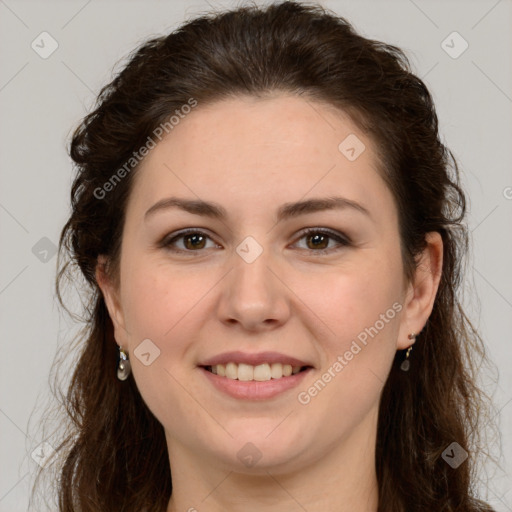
[
  {"xmin": 400, "ymin": 333, "xmax": 416, "ymax": 372},
  {"xmin": 117, "ymin": 346, "xmax": 131, "ymax": 381}
]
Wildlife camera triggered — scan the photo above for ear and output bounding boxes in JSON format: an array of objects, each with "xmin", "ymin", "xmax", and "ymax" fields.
[
  {"xmin": 95, "ymin": 255, "xmax": 129, "ymax": 347},
  {"xmin": 397, "ymin": 232, "xmax": 443, "ymax": 350}
]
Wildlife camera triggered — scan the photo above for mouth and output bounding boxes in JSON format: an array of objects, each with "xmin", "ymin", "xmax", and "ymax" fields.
[
  {"xmin": 199, "ymin": 363, "xmax": 313, "ymax": 400},
  {"xmin": 201, "ymin": 362, "xmax": 312, "ymax": 381}
]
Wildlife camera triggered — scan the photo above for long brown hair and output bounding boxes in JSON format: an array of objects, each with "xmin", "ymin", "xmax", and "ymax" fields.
[{"xmin": 31, "ymin": 1, "xmax": 497, "ymax": 510}]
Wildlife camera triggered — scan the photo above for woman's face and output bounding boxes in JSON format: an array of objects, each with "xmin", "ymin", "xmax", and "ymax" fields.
[{"xmin": 98, "ymin": 95, "xmax": 438, "ymax": 474}]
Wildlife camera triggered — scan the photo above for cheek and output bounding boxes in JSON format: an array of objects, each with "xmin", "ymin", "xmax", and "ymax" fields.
[
  {"xmin": 119, "ymin": 261, "xmax": 222, "ymax": 388},
  {"xmin": 297, "ymin": 253, "xmax": 403, "ymax": 403},
  {"xmin": 305, "ymin": 252, "xmax": 403, "ymax": 348},
  {"xmin": 121, "ymin": 260, "xmax": 209, "ymax": 341},
  {"xmin": 119, "ymin": 265, "xmax": 214, "ymax": 432}
]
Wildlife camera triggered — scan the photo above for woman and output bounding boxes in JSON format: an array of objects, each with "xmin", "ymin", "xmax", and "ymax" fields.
[{"xmin": 33, "ymin": 1, "xmax": 496, "ymax": 510}]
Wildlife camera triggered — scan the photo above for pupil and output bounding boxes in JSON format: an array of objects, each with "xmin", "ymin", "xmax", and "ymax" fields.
[
  {"xmin": 185, "ymin": 234, "xmax": 205, "ymax": 250},
  {"xmin": 308, "ymin": 233, "xmax": 328, "ymax": 250}
]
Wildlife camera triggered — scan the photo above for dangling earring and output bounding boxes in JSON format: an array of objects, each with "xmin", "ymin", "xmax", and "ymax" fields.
[
  {"xmin": 117, "ymin": 346, "xmax": 131, "ymax": 381},
  {"xmin": 400, "ymin": 333, "xmax": 416, "ymax": 372}
]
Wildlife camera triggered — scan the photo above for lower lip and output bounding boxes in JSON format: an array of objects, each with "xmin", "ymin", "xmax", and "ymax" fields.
[{"xmin": 199, "ymin": 367, "xmax": 312, "ymax": 400}]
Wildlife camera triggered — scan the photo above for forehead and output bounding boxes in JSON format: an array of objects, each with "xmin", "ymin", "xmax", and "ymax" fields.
[
  {"xmin": 143, "ymin": 95, "xmax": 374, "ymax": 170},
  {"xmin": 126, "ymin": 95, "xmax": 394, "ymax": 223}
]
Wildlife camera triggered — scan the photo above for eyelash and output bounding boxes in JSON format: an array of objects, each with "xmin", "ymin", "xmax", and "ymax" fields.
[{"xmin": 159, "ymin": 227, "xmax": 351, "ymax": 255}]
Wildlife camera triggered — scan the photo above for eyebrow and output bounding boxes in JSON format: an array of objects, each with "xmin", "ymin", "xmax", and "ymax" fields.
[{"xmin": 144, "ymin": 195, "xmax": 372, "ymax": 223}]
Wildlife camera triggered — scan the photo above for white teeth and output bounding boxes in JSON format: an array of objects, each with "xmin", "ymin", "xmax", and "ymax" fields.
[
  {"xmin": 237, "ymin": 363, "xmax": 253, "ymax": 381},
  {"xmin": 253, "ymin": 363, "xmax": 271, "ymax": 381},
  {"xmin": 208, "ymin": 362, "xmax": 303, "ymax": 380},
  {"xmin": 270, "ymin": 363, "xmax": 282, "ymax": 379},
  {"xmin": 225, "ymin": 362, "xmax": 237, "ymax": 380}
]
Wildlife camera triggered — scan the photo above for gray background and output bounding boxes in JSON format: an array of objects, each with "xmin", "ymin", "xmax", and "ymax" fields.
[{"xmin": 0, "ymin": 0, "xmax": 511, "ymax": 510}]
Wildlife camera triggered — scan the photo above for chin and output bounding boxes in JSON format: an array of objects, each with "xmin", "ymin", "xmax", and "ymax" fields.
[{"xmin": 214, "ymin": 425, "xmax": 310, "ymax": 471}]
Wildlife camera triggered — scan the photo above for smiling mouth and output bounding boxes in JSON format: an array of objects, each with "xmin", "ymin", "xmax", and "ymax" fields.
[{"xmin": 202, "ymin": 362, "xmax": 312, "ymax": 381}]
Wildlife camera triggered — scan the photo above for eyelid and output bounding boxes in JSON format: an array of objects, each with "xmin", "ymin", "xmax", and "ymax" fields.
[
  {"xmin": 159, "ymin": 228, "xmax": 220, "ymax": 252},
  {"xmin": 294, "ymin": 227, "xmax": 350, "ymax": 243},
  {"xmin": 159, "ymin": 226, "xmax": 351, "ymax": 254}
]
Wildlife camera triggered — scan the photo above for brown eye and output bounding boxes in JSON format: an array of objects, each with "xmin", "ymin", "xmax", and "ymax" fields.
[
  {"xmin": 294, "ymin": 228, "xmax": 350, "ymax": 254},
  {"xmin": 305, "ymin": 232, "xmax": 330, "ymax": 250},
  {"xmin": 182, "ymin": 233, "xmax": 207, "ymax": 250},
  {"xmin": 161, "ymin": 229, "xmax": 217, "ymax": 253}
]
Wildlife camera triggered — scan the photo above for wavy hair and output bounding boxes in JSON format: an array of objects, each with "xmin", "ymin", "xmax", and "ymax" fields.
[{"xmin": 31, "ymin": 1, "xmax": 497, "ymax": 510}]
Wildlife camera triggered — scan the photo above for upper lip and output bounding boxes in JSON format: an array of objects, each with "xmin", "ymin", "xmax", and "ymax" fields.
[{"xmin": 199, "ymin": 351, "xmax": 313, "ymax": 368}]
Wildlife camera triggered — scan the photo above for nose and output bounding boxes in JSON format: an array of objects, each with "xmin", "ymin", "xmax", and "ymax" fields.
[{"xmin": 216, "ymin": 247, "xmax": 291, "ymax": 332}]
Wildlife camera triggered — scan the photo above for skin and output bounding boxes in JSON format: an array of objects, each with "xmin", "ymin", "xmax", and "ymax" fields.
[{"xmin": 96, "ymin": 95, "xmax": 443, "ymax": 512}]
